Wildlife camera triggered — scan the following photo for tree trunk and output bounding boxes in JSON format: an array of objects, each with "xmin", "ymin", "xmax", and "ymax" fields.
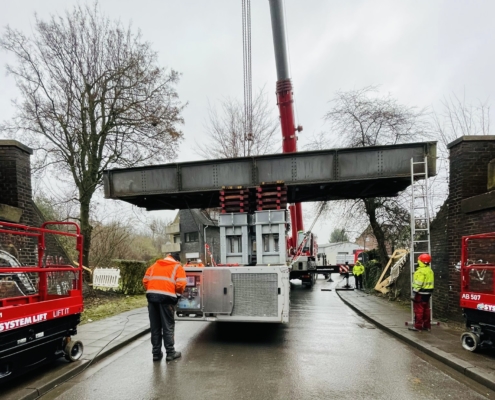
[
  {"xmin": 79, "ymin": 197, "xmax": 93, "ymax": 269},
  {"xmin": 363, "ymin": 198, "xmax": 389, "ymax": 267}
]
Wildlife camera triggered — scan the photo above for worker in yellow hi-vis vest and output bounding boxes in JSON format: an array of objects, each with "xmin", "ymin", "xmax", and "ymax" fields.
[
  {"xmin": 353, "ymin": 260, "xmax": 365, "ymax": 290},
  {"xmin": 409, "ymin": 253, "xmax": 434, "ymax": 332}
]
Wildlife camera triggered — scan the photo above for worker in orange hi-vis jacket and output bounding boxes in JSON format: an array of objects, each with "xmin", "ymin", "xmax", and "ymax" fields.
[{"xmin": 143, "ymin": 253, "xmax": 186, "ymax": 362}]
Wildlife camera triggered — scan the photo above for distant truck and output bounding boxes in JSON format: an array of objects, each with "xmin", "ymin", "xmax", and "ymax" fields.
[
  {"xmin": 317, "ymin": 243, "xmax": 364, "ymax": 267},
  {"xmin": 336, "ymin": 254, "xmax": 356, "ymax": 265}
]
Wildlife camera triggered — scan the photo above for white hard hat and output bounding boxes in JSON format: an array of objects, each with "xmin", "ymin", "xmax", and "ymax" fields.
[{"xmin": 197, "ymin": 259, "xmax": 202, "ymax": 263}]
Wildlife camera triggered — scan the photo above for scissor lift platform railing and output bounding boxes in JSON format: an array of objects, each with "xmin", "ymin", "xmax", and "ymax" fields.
[{"xmin": 0, "ymin": 221, "xmax": 84, "ymax": 383}]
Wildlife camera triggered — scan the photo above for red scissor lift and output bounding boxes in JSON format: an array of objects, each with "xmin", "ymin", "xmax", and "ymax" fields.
[
  {"xmin": 460, "ymin": 233, "xmax": 495, "ymax": 352},
  {"xmin": 0, "ymin": 221, "xmax": 84, "ymax": 383}
]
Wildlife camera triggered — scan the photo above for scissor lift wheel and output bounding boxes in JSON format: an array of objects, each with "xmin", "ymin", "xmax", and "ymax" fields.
[
  {"xmin": 65, "ymin": 340, "xmax": 84, "ymax": 362},
  {"xmin": 460, "ymin": 332, "xmax": 480, "ymax": 352}
]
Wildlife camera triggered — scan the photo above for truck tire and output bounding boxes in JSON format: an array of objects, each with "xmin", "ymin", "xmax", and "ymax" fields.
[
  {"xmin": 65, "ymin": 340, "xmax": 84, "ymax": 362},
  {"xmin": 461, "ymin": 332, "xmax": 479, "ymax": 352}
]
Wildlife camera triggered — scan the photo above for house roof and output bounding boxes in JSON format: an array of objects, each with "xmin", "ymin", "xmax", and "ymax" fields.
[
  {"xmin": 318, "ymin": 241, "xmax": 360, "ymax": 250},
  {"xmin": 181, "ymin": 209, "xmax": 218, "ymax": 227}
]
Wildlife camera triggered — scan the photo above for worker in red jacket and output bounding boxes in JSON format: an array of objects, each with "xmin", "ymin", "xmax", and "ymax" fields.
[{"xmin": 143, "ymin": 253, "xmax": 186, "ymax": 361}]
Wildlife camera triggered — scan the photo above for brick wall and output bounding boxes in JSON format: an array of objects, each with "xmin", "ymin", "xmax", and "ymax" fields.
[
  {"xmin": 430, "ymin": 203, "xmax": 449, "ymax": 317},
  {"xmin": 0, "ymin": 141, "xmax": 38, "ymax": 265},
  {"xmin": 433, "ymin": 136, "xmax": 495, "ymax": 320},
  {"xmin": 0, "ymin": 140, "xmax": 71, "ymax": 267}
]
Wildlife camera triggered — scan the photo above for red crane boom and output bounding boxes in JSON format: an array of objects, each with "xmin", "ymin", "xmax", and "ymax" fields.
[{"xmin": 268, "ymin": 0, "xmax": 304, "ymax": 249}]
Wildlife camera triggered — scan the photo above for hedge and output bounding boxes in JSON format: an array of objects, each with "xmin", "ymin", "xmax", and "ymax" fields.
[{"xmin": 111, "ymin": 259, "xmax": 148, "ymax": 295}]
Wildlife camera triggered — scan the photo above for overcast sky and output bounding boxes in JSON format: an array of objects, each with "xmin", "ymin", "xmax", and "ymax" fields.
[{"xmin": 1, "ymin": 0, "xmax": 494, "ymax": 242}]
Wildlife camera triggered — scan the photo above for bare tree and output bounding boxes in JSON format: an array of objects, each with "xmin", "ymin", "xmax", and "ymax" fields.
[
  {"xmin": 325, "ymin": 86, "xmax": 429, "ymax": 147},
  {"xmin": 89, "ymin": 221, "xmax": 132, "ymax": 268},
  {"xmin": 329, "ymin": 228, "xmax": 349, "ymax": 243},
  {"xmin": 429, "ymin": 92, "xmax": 492, "ymax": 209},
  {"xmin": 197, "ymin": 88, "xmax": 279, "ymax": 159},
  {"xmin": 433, "ymin": 92, "xmax": 491, "ymax": 147},
  {"xmin": 0, "ymin": 4, "xmax": 185, "ymax": 267},
  {"xmin": 322, "ymin": 87, "xmax": 429, "ymax": 266}
]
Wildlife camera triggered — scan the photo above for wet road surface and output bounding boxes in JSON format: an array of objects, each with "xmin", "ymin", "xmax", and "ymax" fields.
[{"xmin": 41, "ymin": 276, "xmax": 493, "ymax": 400}]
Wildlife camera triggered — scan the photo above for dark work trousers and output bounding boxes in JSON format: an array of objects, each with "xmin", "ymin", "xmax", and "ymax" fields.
[
  {"xmin": 148, "ymin": 302, "xmax": 176, "ymax": 355},
  {"xmin": 354, "ymin": 274, "xmax": 363, "ymax": 290},
  {"xmin": 413, "ymin": 293, "xmax": 431, "ymax": 330}
]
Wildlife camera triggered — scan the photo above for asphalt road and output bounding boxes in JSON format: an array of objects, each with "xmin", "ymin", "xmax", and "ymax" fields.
[{"xmin": 40, "ymin": 276, "xmax": 492, "ymax": 400}]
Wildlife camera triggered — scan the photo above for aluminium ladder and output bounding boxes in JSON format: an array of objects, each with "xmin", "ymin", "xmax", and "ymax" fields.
[{"xmin": 408, "ymin": 156, "xmax": 436, "ymax": 326}]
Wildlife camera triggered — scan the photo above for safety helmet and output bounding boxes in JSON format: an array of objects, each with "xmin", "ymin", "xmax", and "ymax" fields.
[
  {"xmin": 169, "ymin": 252, "xmax": 181, "ymax": 262},
  {"xmin": 418, "ymin": 253, "xmax": 431, "ymax": 264}
]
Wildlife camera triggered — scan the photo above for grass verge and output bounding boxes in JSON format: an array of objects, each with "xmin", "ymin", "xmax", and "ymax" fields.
[{"xmin": 81, "ymin": 294, "xmax": 147, "ymax": 325}]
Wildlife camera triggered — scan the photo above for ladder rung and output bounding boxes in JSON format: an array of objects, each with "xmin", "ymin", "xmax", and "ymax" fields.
[
  {"xmin": 412, "ymin": 162, "xmax": 426, "ymax": 165},
  {"xmin": 414, "ymin": 229, "xmax": 429, "ymax": 231},
  {"xmin": 413, "ymin": 240, "xmax": 430, "ymax": 243}
]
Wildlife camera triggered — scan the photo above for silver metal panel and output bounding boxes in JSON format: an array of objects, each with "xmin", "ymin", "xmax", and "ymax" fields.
[
  {"xmin": 220, "ymin": 226, "xmax": 227, "ymax": 264},
  {"xmin": 295, "ymin": 154, "xmax": 334, "ymax": 181},
  {"xmin": 381, "ymin": 148, "xmax": 423, "ymax": 176},
  {"xmin": 144, "ymin": 167, "xmax": 177, "ymax": 192},
  {"xmin": 111, "ymin": 170, "xmax": 145, "ymax": 195},
  {"xmin": 219, "ymin": 213, "xmax": 249, "ymax": 227},
  {"xmin": 268, "ymin": 0, "xmax": 290, "ymax": 80},
  {"xmin": 103, "ymin": 174, "xmax": 111, "ymax": 197},
  {"xmin": 111, "ymin": 167, "xmax": 177, "ymax": 195},
  {"xmin": 256, "ymin": 157, "xmax": 294, "ymax": 182},
  {"xmin": 216, "ymin": 161, "xmax": 253, "ymax": 187},
  {"xmin": 231, "ymin": 273, "xmax": 278, "ymax": 317},
  {"xmin": 338, "ymin": 151, "xmax": 379, "ymax": 179},
  {"xmin": 255, "ymin": 210, "xmax": 287, "ymax": 224},
  {"xmin": 181, "ymin": 164, "xmax": 216, "ymax": 190},
  {"xmin": 203, "ymin": 269, "xmax": 233, "ymax": 314}
]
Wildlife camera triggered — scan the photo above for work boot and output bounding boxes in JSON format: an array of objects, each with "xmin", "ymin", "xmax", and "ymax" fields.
[
  {"xmin": 166, "ymin": 351, "xmax": 182, "ymax": 361},
  {"xmin": 153, "ymin": 352, "xmax": 163, "ymax": 361},
  {"xmin": 408, "ymin": 327, "xmax": 421, "ymax": 332}
]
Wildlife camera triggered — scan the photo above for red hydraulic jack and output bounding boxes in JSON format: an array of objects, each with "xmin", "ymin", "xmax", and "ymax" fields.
[{"xmin": 335, "ymin": 263, "xmax": 354, "ymax": 291}]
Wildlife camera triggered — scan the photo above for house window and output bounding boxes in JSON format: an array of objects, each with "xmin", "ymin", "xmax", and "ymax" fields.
[
  {"xmin": 274, "ymin": 234, "xmax": 279, "ymax": 252},
  {"xmin": 173, "ymin": 235, "xmax": 181, "ymax": 244},
  {"xmin": 185, "ymin": 232, "xmax": 199, "ymax": 243}
]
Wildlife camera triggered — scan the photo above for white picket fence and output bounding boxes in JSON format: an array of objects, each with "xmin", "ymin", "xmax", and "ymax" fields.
[{"xmin": 93, "ymin": 268, "xmax": 121, "ymax": 289}]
